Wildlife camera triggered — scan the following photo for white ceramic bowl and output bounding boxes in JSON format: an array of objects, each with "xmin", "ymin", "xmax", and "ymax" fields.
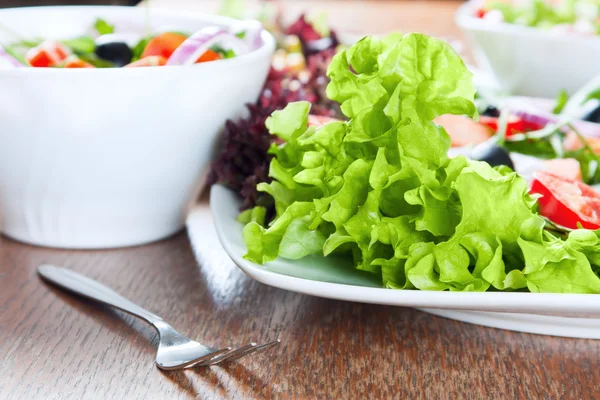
[
  {"xmin": 0, "ymin": 6, "xmax": 274, "ymax": 249},
  {"xmin": 456, "ymin": 2, "xmax": 600, "ymax": 97}
]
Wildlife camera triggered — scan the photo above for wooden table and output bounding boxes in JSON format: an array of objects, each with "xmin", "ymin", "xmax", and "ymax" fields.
[{"xmin": 2, "ymin": 1, "xmax": 600, "ymax": 398}]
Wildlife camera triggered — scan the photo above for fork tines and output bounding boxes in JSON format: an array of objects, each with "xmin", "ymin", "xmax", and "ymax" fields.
[{"xmin": 196, "ymin": 340, "xmax": 281, "ymax": 367}]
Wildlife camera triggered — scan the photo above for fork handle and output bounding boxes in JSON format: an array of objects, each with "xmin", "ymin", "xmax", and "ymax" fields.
[{"xmin": 38, "ymin": 264, "xmax": 163, "ymax": 326}]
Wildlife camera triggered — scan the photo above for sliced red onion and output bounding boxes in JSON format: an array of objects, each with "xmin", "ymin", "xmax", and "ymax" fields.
[
  {"xmin": 167, "ymin": 27, "xmax": 249, "ymax": 66},
  {"xmin": 0, "ymin": 46, "xmax": 23, "ymax": 68},
  {"xmin": 504, "ymin": 97, "xmax": 600, "ymax": 138}
]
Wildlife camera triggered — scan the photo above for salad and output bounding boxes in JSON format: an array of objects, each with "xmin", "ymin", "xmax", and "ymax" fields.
[
  {"xmin": 474, "ymin": 0, "xmax": 600, "ymax": 36},
  {"xmin": 0, "ymin": 18, "xmax": 262, "ymax": 68},
  {"xmin": 213, "ymin": 18, "xmax": 600, "ymax": 294}
]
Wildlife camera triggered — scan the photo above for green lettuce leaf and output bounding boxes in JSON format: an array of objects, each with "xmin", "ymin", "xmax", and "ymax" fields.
[{"xmin": 240, "ymin": 32, "xmax": 600, "ymax": 294}]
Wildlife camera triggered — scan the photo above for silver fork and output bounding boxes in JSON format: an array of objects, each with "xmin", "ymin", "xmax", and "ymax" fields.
[{"xmin": 37, "ymin": 264, "xmax": 280, "ymax": 370}]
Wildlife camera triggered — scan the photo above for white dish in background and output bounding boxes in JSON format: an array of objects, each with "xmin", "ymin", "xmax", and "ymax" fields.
[
  {"xmin": 210, "ymin": 184, "xmax": 600, "ymax": 339},
  {"xmin": 0, "ymin": 6, "xmax": 274, "ymax": 249},
  {"xmin": 456, "ymin": 1, "xmax": 600, "ymax": 97}
]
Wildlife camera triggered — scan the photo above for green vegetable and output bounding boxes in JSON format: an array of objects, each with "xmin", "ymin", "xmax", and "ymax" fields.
[
  {"xmin": 210, "ymin": 44, "xmax": 236, "ymax": 59},
  {"xmin": 131, "ymin": 37, "xmax": 152, "ymax": 62},
  {"xmin": 94, "ymin": 18, "xmax": 115, "ymax": 36},
  {"xmin": 78, "ymin": 53, "xmax": 115, "ymax": 68},
  {"xmin": 240, "ymin": 32, "xmax": 600, "ymax": 293},
  {"xmin": 61, "ymin": 36, "xmax": 95, "ymax": 54},
  {"xmin": 3, "ymin": 45, "xmax": 27, "ymax": 65},
  {"xmin": 553, "ymin": 89, "xmax": 569, "ymax": 114}
]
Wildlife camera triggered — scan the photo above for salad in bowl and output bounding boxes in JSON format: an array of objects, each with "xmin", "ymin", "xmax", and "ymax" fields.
[
  {"xmin": 456, "ymin": 0, "xmax": 600, "ymax": 97},
  {"xmin": 0, "ymin": 6, "xmax": 274, "ymax": 249},
  {"xmin": 474, "ymin": 0, "xmax": 600, "ymax": 36},
  {"xmin": 1, "ymin": 14, "xmax": 262, "ymax": 69}
]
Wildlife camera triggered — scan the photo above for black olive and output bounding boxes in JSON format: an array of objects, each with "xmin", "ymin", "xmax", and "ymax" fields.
[
  {"xmin": 95, "ymin": 42, "xmax": 133, "ymax": 67},
  {"xmin": 581, "ymin": 104, "xmax": 600, "ymax": 124},
  {"xmin": 471, "ymin": 143, "xmax": 514, "ymax": 170},
  {"xmin": 482, "ymin": 105, "xmax": 501, "ymax": 118}
]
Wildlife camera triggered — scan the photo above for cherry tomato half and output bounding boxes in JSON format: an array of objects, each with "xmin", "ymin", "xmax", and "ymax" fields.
[
  {"xmin": 478, "ymin": 115, "xmax": 545, "ymax": 137},
  {"xmin": 141, "ymin": 33, "xmax": 187, "ymax": 60},
  {"xmin": 26, "ymin": 41, "xmax": 70, "ymax": 68},
  {"xmin": 530, "ymin": 171, "xmax": 600, "ymax": 230},
  {"xmin": 124, "ymin": 56, "xmax": 168, "ymax": 68}
]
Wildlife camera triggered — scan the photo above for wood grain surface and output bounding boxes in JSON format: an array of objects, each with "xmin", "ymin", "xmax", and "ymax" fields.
[
  {"xmin": 2, "ymin": 199, "xmax": 600, "ymax": 399},
  {"xmin": 1, "ymin": 1, "xmax": 599, "ymax": 399}
]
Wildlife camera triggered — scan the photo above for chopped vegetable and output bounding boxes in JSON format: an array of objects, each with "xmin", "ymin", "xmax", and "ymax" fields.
[
  {"xmin": 60, "ymin": 55, "xmax": 95, "ymax": 68},
  {"xmin": 95, "ymin": 41, "xmax": 133, "ymax": 67},
  {"xmin": 531, "ymin": 171, "xmax": 600, "ymax": 229},
  {"xmin": 26, "ymin": 41, "xmax": 70, "ymax": 67},
  {"xmin": 196, "ymin": 49, "xmax": 221, "ymax": 63},
  {"xmin": 94, "ymin": 18, "xmax": 115, "ymax": 36},
  {"xmin": 166, "ymin": 28, "xmax": 247, "ymax": 66},
  {"xmin": 61, "ymin": 36, "xmax": 96, "ymax": 54},
  {"xmin": 141, "ymin": 32, "xmax": 188, "ymax": 59},
  {"xmin": 553, "ymin": 89, "xmax": 569, "ymax": 114},
  {"xmin": 479, "ymin": 115, "xmax": 545, "ymax": 136}
]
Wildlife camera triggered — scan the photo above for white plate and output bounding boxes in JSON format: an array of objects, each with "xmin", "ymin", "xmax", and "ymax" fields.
[{"xmin": 210, "ymin": 184, "xmax": 600, "ymax": 338}]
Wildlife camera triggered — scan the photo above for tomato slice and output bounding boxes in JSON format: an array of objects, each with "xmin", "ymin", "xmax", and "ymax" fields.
[
  {"xmin": 478, "ymin": 115, "xmax": 545, "ymax": 137},
  {"xmin": 141, "ymin": 33, "xmax": 188, "ymax": 60},
  {"xmin": 124, "ymin": 56, "xmax": 168, "ymax": 68},
  {"xmin": 530, "ymin": 171, "xmax": 600, "ymax": 229},
  {"xmin": 26, "ymin": 40, "xmax": 70, "ymax": 67},
  {"xmin": 196, "ymin": 49, "xmax": 221, "ymax": 63}
]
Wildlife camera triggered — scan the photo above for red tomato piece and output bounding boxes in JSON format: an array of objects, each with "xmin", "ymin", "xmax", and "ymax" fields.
[
  {"xmin": 478, "ymin": 115, "xmax": 545, "ymax": 136},
  {"xmin": 61, "ymin": 56, "xmax": 95, "ymax": 68},
  {"xmin": 124, "ymin": 56, "xmax": 168, "ymax": 68},
  {"xmin": 195, "ymin": 49, "xmax": 221, "ymax": 63},
  {"xmin": 141, "ymin": 33, "xmax": 188, "ymax": 59},
  {"xmin": 530, "ymin": 171, "xmax": 600, "ymax": 230},
  {"xmin": 26, "ymin": 40, "xmax": 70, "ymax": 67},
  {"xmin": 475, "ymin": 9, "xmax": 487, "ymax": 18}
]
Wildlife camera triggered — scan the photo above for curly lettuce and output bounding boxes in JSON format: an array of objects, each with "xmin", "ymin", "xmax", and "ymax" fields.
[{"xmin": 240, "ymin": 32, "xmax": 600, "ymax": 293}]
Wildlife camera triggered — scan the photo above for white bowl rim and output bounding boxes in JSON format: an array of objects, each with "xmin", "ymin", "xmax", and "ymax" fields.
[
  {"xmin": 456, "ymin": 1, "xmax": 600, "ymax": 44},
  {"xmin": 0, "ymin": 5, "xmax": 276, "ymax": 74}
]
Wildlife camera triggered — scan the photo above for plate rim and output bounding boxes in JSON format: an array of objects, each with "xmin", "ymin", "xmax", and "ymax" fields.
[{"xmin": 210, "ymin": 184, "xmax": 600, "ymax": 317}]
